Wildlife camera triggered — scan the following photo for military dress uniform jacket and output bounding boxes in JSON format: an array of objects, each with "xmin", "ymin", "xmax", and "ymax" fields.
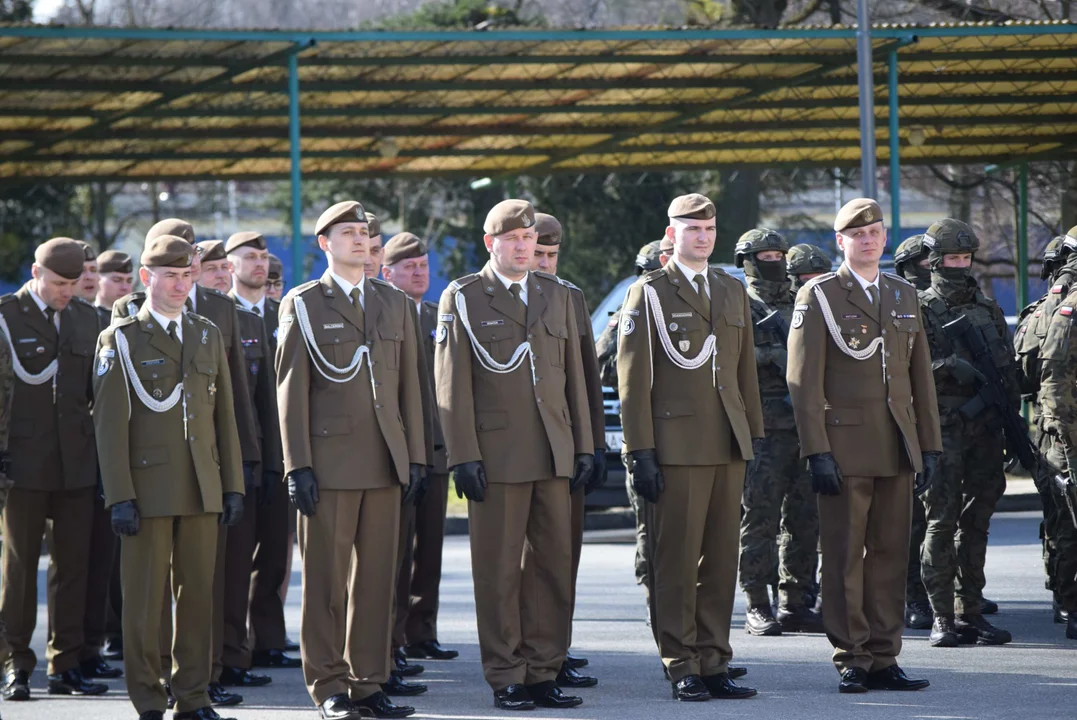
[
  {"xmin": 565, "ymin": 280, "xmax": 606, "ymax": 451},
  {"xmin": 435, "ymin": 264, "xmax": 592, "ymax": 483},
  {"xmin": 93, "ymin": 305, "xmax": 244, "ymax": 516},
  {"xmin": 787, "ymin": 264, "xmax": 942, "ymax": 477},
  {"xmin": 0, "ymin": 287, "xmax": 98, "ymax": 491},
  {"xmin": 232, "ymin": 302, "xmax": 284, "ymax": 477},
  {"xmin": 420, "ymin": 300, "xmax": 447, "ymax": 473},
  {"xmin": 275, "ymin": 272, "xmax": 425, "ymax": 488},
  {"xmin": 113, "ymin": 288, "xmax": 259, "ymax": 466},
  {"xmin": 617, "ymin": 262, "xmax": 764, "ymax": 465}
]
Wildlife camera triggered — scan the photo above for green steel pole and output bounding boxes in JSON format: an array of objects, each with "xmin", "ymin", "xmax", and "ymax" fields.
[
  {"xmin": 288, "ymin": 51, "xmax": 303, "ymax": 287},
  {"xmin": 1018, "ymin": 162, "xmax": 1029, "ymax": 311},
  {"xmin": 888, "ymin": 49, "xmax": 901, "ymax": 243}
]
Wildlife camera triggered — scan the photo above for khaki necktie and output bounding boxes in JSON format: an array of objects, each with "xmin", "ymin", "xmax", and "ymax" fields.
[
  {"xmin": 44, "ymin": 307, "xmax": 57, "ymax": 339},
  {"xmin": 252, "ymin": 305, "xmax": 261, "ymax": 316},
  {"xmin": 693, "ymin": 275, "xmax": 711, "ymax": 321},
  {"xmin": 868, "ymin": 285, "xmax": 880, "ymax": 306},
  {"xmin": 350, "ymin": 287, "xmax": 365, "ymax": 329},
  {"xmin": 167, "ymin": 320, "xmax": 180, "ymax": 348},
  {"xmin": 509, "ymin": 282, "xmax": 526, "ymax": 311}
]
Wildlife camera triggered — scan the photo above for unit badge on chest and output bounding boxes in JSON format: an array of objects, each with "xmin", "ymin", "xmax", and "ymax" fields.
[
  {"xmin": 678, "ymin": 339, "xmax": 690, "ymax": 352},
  {"xmin": 849, "ymin": 336, "xmax": 861, "ymax": 349}
]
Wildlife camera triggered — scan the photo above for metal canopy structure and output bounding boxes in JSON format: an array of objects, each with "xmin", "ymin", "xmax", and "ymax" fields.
[{"xmin": 3, "ymin": 21, "xmax": 1077, "ymax": 185}]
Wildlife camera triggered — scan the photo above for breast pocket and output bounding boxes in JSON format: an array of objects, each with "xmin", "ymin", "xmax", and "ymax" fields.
[
  {"xmin": 893, "ymin": 318, "xmax": 920, "ymax": 361},
  {"xmin": 315, "ymin": 326, "xmax": 361, "ymax": 369},
  {"xmin": 473, "ymin": 323, "xmax": 512, "ymax": 362},
  {"xmin": 543, "ymin": 318, "xmax": 568, "ymax": 368},
  {"xmin": 242, "ymin": 340, "xmax": 264, "ymax": 378},
  {"xmin": 135, "ymin": 360, "xmax": 178, "ymax": 401},
  {"xmin": 376, "ymin": 323, "xmax": 402, "ymax": 370},
  {"xmin": 194, "ymin": 361, "xmax": 217, "ymax": 403}
]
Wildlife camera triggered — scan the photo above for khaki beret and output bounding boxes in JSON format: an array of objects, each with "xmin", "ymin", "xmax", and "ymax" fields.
[
  {"xmin": 142, "ymin": 235, "xmax": 194, "ymax": 268},
  {"xmin": 483, "ymin": 199, "xmax": 535, "ymax": 236},
  {"xmin": 383, "ymin": 232, "xmax": 427, "ymax": 266},
  {"xmin": 77, "ymin": 240, "xmax": 97, "ymax": 262},
  {"xmin": 147, "ymin": 218, "xmax": 195, "ymax": 245},
  {"xmin": 268, "ymin": 253, "xmax": 283, "ymax": 280},
  {"xmin": 35, "ymin": 238, "xmax": 87, "ymax": 280},
  {"xmin": 225, "ymin": 231, "xmax": 266, "ymax": 254},
  {"xmin": 659, "ymin": 236, "xmax": 674, "ymax": 252},
  {"xmin": 97, "ymin": 249, "xmax": 133, "ymax": 275},
  {"xmin": 364, "ymin": 212, "xmax": 382, "ymax": 239},
  {"xmin": 667, "ymin": 193, "xmax": 716, "ymax": 221},
  {"xmin": 315, "ymin": 200, "xmax": 366, "ymax": 237},
  {"xmin": 195, "ymin": 240, "xmax": 226, "ymax": 263},
  {"xmin": 535, "ymin": 213, "xmax": 563, "ymax": 246},
  {"xmin": 834, "ymin": 198, "xmax": 884, "ymax": 232}
]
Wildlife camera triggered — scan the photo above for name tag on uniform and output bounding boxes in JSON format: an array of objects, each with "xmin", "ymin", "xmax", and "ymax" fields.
[
  {"xmin": 140, "ymin": 358, "xmax": 165, "ymax": 366},
  {"xmin": 99, "ymin": 348, "xmax": 115, "ymax": 358},
  {"xmin": 841, "ymin": 313, "xmax": 861, "ymax": 319},
  {"xmin": 480, "ymin": 319, "xmax": 505, "ymax": 327},
  {"xmin": 625, "ymin": 309, "xmax": 640, "ymax": 316},
  {"xmin": 670, "ymin": 312, "xmax": 693, "ymax": 318},
  {"xmin": 439, "ymin": 313, "xmax": 454, "ymax": 322},
  {"xmin": 323, "ymin": 323, "xmax": 344, "ymax": 330},
  {"xmin": 16, "ymin": 337, "xmax": 37, "ymax": 344}
]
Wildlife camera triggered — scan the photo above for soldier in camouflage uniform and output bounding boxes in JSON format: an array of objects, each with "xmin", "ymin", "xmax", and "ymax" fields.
[
  {"xmin": 785, "ymin": 244, "xmax": 830, "ymax": 292},
  {"xmin": 0, "ymin": 322, "xmax": 13, "ymax": 691},
  {"xmin": 735, "ymin": 230, "xmax": 821, "ymax": 636},
  {"xmin": 917, "ymin": 219, "xmax": 1016, "ymax": 648},
  {"xmin": 894, "ymin": 235, "xmax": 931, "ymax": 292},
  {"xmin": 1016, "ymin": 236, "xmax": 1070, "ymax": 625}
]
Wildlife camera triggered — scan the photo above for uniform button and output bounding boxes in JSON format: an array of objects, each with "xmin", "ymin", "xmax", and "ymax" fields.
[
  {"xmin": 367, "ymin": 341, "xmax": 373, "ymax": 346},
  {"xmin": 189, "ymin": 413, "xmax": 195, "ymax": 419},
  {"xmin": 375, "ymin": 404, "xmax": 382, "ymax": 409},
  {"xmin": 537, "ymin": 398, "xmax": 543, "ymax": 403},
  {"xmin": 834, "ymin": 419, "xmax": 840, "ymax": 424},
  {"xmin": 322, "ymin": 429, "xmax": 328, "ymax": 435},
  {"xmin": 334, "ymin": 337, "xmax": 340, "ymax": 343},
  {"xmin": 885, "ymin": 350, "xmax": 891, "ymax": 357},
  {"xmin": 528, "ymin": 333, "xmax": 534, "ymax": 339},
  {"xmin": 184, "ymin": 372, "xmax": 189, "ymax": 378},
  {"xmin": 186, "ymin": 392, "xmax": 193, "ymax": 399},
  {"xmin": 718, "ymin": 385, "xmax": 724, "ymax": 390},
  {"xmin": 716, "ymin": 366, "xmax": 721, "ymax": 371},
  {"xmin": 152, "ymin": 372, "xmax": 158, "ymax": 379},
  {"xmin": 479, "ymin": 423, "xmax": 485, "ymax": 430},
  {"xmin": 535, "ymin": 376, "xmax": 541, "ymax": 382},
  {"xmin": 374, "ymin": 381, "xmax": 382, "ymax": 387},
  {"xmin": 533, "ymin": 355, "xmax": 539, "ymax": 360},
  {"xmin": 141, "ymin": 459, "xmax": 147, "ymax": 465},
  {"xmin": 190, "ymin": 435, "xmax": 196, "ymax": 442},
  {"xmin": 882, "ymin": 329, "xmax": 887, "ymax": 335}
]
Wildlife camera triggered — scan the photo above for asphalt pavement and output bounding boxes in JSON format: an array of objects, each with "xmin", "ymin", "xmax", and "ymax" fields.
[{"xmin": 6, "ymin": 511, "xmax": 1076, "ymax": 720}]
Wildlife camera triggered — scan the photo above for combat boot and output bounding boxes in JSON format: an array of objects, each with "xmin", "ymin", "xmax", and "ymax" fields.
[
  {"xmin": 776, "ymin": 605, "xmax": 824, "ymax": 633},
  {"xmin": 744, "ymin": 605, "xmax": 781, "ymax": 636},
  {"xmin": 1066, "ymin": 614, "xmax": 1077, "ymax": 640},
  {"xmin": 956, "ymin": 614, "xmax": 1012, "ymax": 645},
  {"xmin": 905, "ymin": 600, "xmax": 933, "ymax": 630},
  {"xmin": 929, "ymin": 614, "xmax": 959, "ymax": 647}
]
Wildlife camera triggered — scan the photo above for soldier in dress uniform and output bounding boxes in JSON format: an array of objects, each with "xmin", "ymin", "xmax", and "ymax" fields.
[
  {"xmin": 435, "ymin": 199, "xmax": 594, "ymax": 711},
  {"xmin": 787, "ymin": 198, "xmax": 942, "ymax": 693},
  {"xmin": 277, "ymin": 200, "xmax": 425, "ymax": 720},
  {"xmin": 0, "ymin": 301, "xmax": 11, "ymax": 714},
  {"xmin": 529, "ymin": 212, "xmax": 606, "ymax": 687},
  {"xmin": 617, "ymin": 194, "xmax": 762, "ymax": 703},
  {"xmin": 94, "ymin": 234, "xmax": 244, "ymax": 720},
  {"xmin": 197, "ymin": 241, "xmax": 233, "ymax": 294},
  {"xmin": 225, "ymin": 232, "xmax": 297, "ymax": 670},
  {"xmin": 734, "ymin": 229, "xmax": 821, "ymax": 637},
  {"xmin": 0, "ymin": 238, "xmax": 108, "ymax": 701},
  {"xmin": 267, "ymin": 254, "xmax": 285, "ymax": 302},
  {"xmin": 76, "ymin": 241, "xmax": 100, "ymax": 303},
  {"xmin": 95, "ymin": 250, "xmax": 135, "ymax": 327},
  {"xmin": 381, "ymin": 232, "xmax": 460, "ymax": 673},
  {"xmin": 365, "ymin": 212, "xmax": 385, "ymax": 281}
]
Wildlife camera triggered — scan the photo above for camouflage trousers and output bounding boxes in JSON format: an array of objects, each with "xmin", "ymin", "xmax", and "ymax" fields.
[
  {"xmin": 920, "ymin": 417, "xmax": 1005, "ymax": 615},
  {"xmin": 1038, "ymin": 433, "xmax": 1077, "ymax": 613},
  {"xmin": 906, "ymin": 496, "xmax": 928, "ymax": 604},
  {"xmin": 1030, "ymin": 426, "xmax": 1062, "ymax": 596},
  {"xmin": 738, "ymin": 429, "xmax": 818, "ymax": 609}
]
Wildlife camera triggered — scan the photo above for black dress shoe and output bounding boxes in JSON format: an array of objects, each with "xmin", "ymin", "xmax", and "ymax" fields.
[
  {"xmin": 745, "ymin": 605, "xmax": 782, "ymax": 636},
  {"xmin": 251, "ymin": 649, "xmax": 302, "ymax": 668},
  {"xmin": 352, "ymin": 690, "xmax": 415, "ymax": 718},
  {"xmin": 564, "ymin": 651, "xmax": 588, "ymax": 669},
  {"xmin": 166, "ymin": 682, "xmax": 176, "ymax": 709},
  {"xmin": 392, "ymin": 648, "xmax": 424, "ymax": 677},
  {"xmin": 1053, "ymin": 598, "xmax": 1070, "ymax": 624},
  {"xmin": 403, "ymin": 640, "xmax": 458, "ymax": 660},
  {"xmin": 173, "ymin": 708, "xmax": 237, "ymax": 720},
  {"xmin": 671, "ymin": 674, "xmax": 710, "ymax": 702},
  {"xmin": 284, "ymin": 636, "xmax": 300, "ymax": 652},
  {"xmin": 905, "ymin": 600, "xmax": 934, "ymax": 630},
  {"xmin": 838, "ymin": 667, "xmax": 868, "ymax": 694},
  {"xmin": 929, "ymin": 614, "xmax": 960, "ymax": 648},
  {"xmin": 47, "ymin": 668, "xmax": 108, "ymax": 695},
  {"xmin": 956, "ymin": 614, "xmax": 1012, "ymax": 645},
  {"xmin": 139, "ymin": 712, "xmax": 165, "ymax": 720},
  {"xmin": 493, "ymin": 684, "xmax": 535, "ymax": 711},
  {"xmin": 1067, "ymin": 614, "xmax": 1077, "ymax": 639},
  {"xmin": 320, "ymin": 693, "xmax": 364, "ymax": 720},
  {"xmin": 102, "ymin": 637, "xmax": 124, "ymax": 660},
  {"xmin": 218, "ymin": 667, "xmax": 272, "ymax": 687},
  {"xmin": 701, "ymin": 672, "xmax": 757, "ymax": 699},
  {"xmin": 777, "ymin": 605, "xmax": 824, "ymax": 633},
  {"xmin": 526, "ymin": 681, "xmax": 583, "ymax": 709},
  {"xmin": 208, "ymin": 682, "xmax": 243, "ymax": 706},
  {"xmin": 980, "ymin": 597, "xmax": 999, "ymax": 615},
  {"xmin": 382, "ymin": 673, "xmax": 427, "ymax": 696},
  {"xmin": 865, "ymin": 665, "xmax": 930, "ymax": 691},
  {"xmin": 556, "ymin": 663, "xmax": 598, "ymax": 688},
  {"xmin": 80, "ymin": 654, "xmax": 123, "ymax": 679},
  {"xmin": 2, "ymin": 669, "xmax": 30, "ymax": 701},
  {"xmin": 729, "ymin": 666, "xmax": 748, "ymax": 679}
]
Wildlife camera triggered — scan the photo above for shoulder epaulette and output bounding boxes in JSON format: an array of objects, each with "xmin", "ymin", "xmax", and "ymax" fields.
[
  {"xmin": 202, "ymin": 286, "xmax": 229, "ymax": 299},
  {"xmin": 189, "ymin": 312, "xmax": 215, "ymax": 325},
  {"xmin": 371, "ymin": 277, "xmax": 406, "ymax": 294},
  {"xmin": 641, "ymin": 268, "xmax": 664, "ymax": 284},
  {"xmin": 236, "ymin": 305, "xmax": 258, "ymax": 317},
  {"xmin": 282, "ymin": 279, "xmax": 320, "ymax": 303},
  {"xmin": 883, "ymin": 272, "xmax": 913, "ymax": 287},
  {"xmin": 422, "ymin": 299, "xmax": 438, "ymax": 310},
  {"xmin": 709, "ymin": 265, "xmax": 729, "ymax": 278},
  {"xmin": 449, "ymin": 274, "xmax": 480, "ymax": 292},
  {"xmin": 533, "ymin": 271, "xmax": 580, "ymax": 292},
  {"xmin": 802, "ymin": 272, "xmax": 836, "ymax": 291},
  {"xmin": 1, "ymin": 294, "xmax": 16, "ymax": 305},
  {"xmin": 72, "ymin": 296, "xmax": 93, "ymax": 307}
]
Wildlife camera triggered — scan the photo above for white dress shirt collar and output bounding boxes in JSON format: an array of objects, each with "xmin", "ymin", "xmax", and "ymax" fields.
[
  {"xmin": 330, "ymin": 273, "xmax": 365, "ymax": 309},
  {"xmin": 673, "ymin": 258, "xmax": 709, "ymax": 298},
  {"xmin": 491, "ymin": 268, "xmax": 529, "ymax": 306},
  {"xmin": 845, "ymin": 263, "xmax": 880, "ymax": 301},
  {"xmin": 27, "ymin": 287, "xmax": 60, "ymax": 329},
  {"xmin": 234, "ymin": 292, "xmax": 266, "ymax": 316},
  {"xmin": 148, "ymin": 306, "xmax": 183, "ymax": 342}
]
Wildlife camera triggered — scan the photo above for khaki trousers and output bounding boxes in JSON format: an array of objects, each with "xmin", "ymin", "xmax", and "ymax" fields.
[
  {"xmin": 222, "ymin": 492, "xmax": 259, "ymax": 669},
  {"xmin": 468, "ymin": 479, "xmax": 572, "ymax": 691},
  {"xmin": 1, "ymin": 486, "xmax": 93, "ymax": 674},
  {"xmin": 818, "ymin": 473, "xmax": 913, "ymax": 673},
  {"xmin": 123, "ymin": 513, "xmax": 218, "ymax": 715},
  {"xmin": 249, "ymin": 477, "xmax": 290, "ymax": 652},
  {"xmin": 567, "ymin": 486, "xmax": 586, "ymax": 648},
  {"xmin": 299, "ymin": 487, "xmax": 400, "ymax": 706},
  {"xmin": 82, "ymin": 491, "xmax": 118, "ymax": 660},
  {"xmin": 652, "ymin": 464, "xmax": 743, "ymax": 682},
  {"xmin": 392, "ymin": 501, "xmax": 417, "ymax": 650},
  {"xmin": 404, "ymin": 473, "xmax": 449, "ymax": 645}
]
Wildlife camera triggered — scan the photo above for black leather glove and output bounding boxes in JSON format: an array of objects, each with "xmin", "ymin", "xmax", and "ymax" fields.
[
  {"xmin": 220, "ymin": 492, "xmax": 244, "ymax": 527},
  {"xmin": 110, "ymin": 500, "xmax": 140, "ymax": 537},
  {"xmin": 569, "ymin": 453, "xmax": 595, "ymax": 494},
  {"xmin": 243, "ymin": 462, "xmax": 260, "ymax": 500},
  {"xmin": 452, "ymin": 461, "xmax": 487, "ymax": 502},
  {"xmin": 943, "ymin": 355, "xmax": 986, "ymax": 386},
  {"xmin": 288, "ymin": 467, "xmax": 320, "ymax": 517},
  {"xmin": 585, "ymin": 449, "xmax": 608, "ymax": 495},
  {"xmin": 0, "ymin": 450, "xmax": 10, "ymax": 477},
  {"xmin": 629, "ymin": 449, "xmax": 664, "ymax": 503},
  {"xmin": 260, "ymin": 471, "xmax": 282, "ymax": 508},
  {"xmin": 403, "ymin": 464, "xmax": 427, "ymax": 506},
  {"xmin": 915, "ymin": 451, "xmax": 941, "ymax": 497},
  {"xmin": 808, "ymin": 452, "xmax": 843, "ymax": 496}
]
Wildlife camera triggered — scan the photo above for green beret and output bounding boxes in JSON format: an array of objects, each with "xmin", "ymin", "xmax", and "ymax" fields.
[
  {"xmin": 142, "ymin": 235, "xmax": 194, "ymax": 268},
  {"xmin": 147, "ymin": 218, "xmax": 195, "ymax": 245},
  {"xmin": 667, "ymin": 193, "xmax": 716, "ymax": 221},
  {"xmin": 383, "ymin": 232, "xmax": 427, "ymax": 266},
  {"xmin": 834, "ymin": 198, "xmax": 883, "ymax": 232},
  {"xmin": 535, "ymin": 213, "xmax": 563, "ymax": 246},
  {"xmin": 35, "ymin": 237, "xmax": 87, "ymax": 280},
  {"xmin": 225, "ymin": 231, "xmax": 266, "ymax": 254},
  {"xmin": 483, "ymin": 199, "xmax": 535, "ymax": 236},
  {"xmin": 364, "ymin": 212, "xmax": 382, "ymax": 239},
  {"xmin": 268, "ymin": 253, "xmax": 282, "ymax": 280},
  {"xmin": 97, "ymin": 249, "xmax": 133, "ymax": 274},
  {"xmin": 315, "ymin": 201, "xmax": 366, "ymax": 237},
  {"xmin": 195, "ymin": 240, "xmax": 226, "ymax": 263}
]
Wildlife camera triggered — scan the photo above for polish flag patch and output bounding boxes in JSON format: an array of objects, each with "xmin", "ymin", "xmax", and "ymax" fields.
[
  {"xmin": 1052, "ymin": 284, "xmax": 1065, "ymax": 294},
  {"xmin": 1061, "ymin": 306, "xmax": 1073, "ymax": 316}
]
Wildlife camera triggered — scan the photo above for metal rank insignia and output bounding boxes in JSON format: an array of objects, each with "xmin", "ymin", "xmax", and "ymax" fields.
[
  {"xmin": 849, "ymin": 336, "xmax": 861, "ymax": 349},
  {"xmin": 152, "ymin": 388, "xmax": 163, "ymax": 399}
]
